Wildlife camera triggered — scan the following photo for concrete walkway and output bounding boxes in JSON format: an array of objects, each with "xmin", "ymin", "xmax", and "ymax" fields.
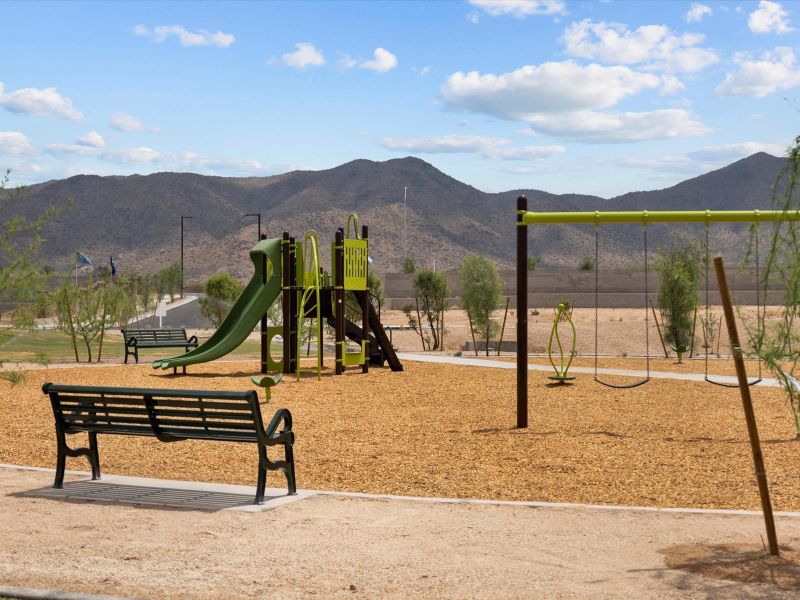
[
  {"xmin": 3, "ymin": 465, "xmax": 800, "ymax": 599},
  {"xmin": 398, "ymin": 352, "xmax": 783, "ymax": 388}
]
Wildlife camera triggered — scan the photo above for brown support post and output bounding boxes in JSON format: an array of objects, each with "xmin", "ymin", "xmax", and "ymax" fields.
[
  {"xmin": 335, "ymin": 229, "xmax": 345, "ymax": 375},
  {"xmin": 281, "ymin": 232, "xmax": 292, "ymax": 374},
  {"xmin": 288, "ymin": 236, "xmax": 298, "ymax": 373},
  {"xmin": 714, "ymin": 256, "xmax": 779, "ymax": 557},
  {"xmin": 650, "ymin": 300, "xmax": 669, "ymax": 358},
  {"xmin": 362, "ymin": 224, "xmax": 370, "ymax": 374},
  {"xmin": 260, "ymin": 233, "xmax": 269, "ymax": 374},
  {"xmin": 516, "ymin": 195, "xmax": 528, "ymax": 429}
]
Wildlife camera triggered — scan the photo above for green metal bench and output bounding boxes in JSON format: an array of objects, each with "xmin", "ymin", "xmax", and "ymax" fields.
[{"xmin": 42, "ymin": 383, "xmax": 296, "ymax": 504}]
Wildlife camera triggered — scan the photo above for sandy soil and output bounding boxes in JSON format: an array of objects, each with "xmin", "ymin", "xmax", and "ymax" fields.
[
  {"xmin": 5, "ymin": 359, "xmax": 800, "ymax": 511},
  {"xmin": 3, "ymin": 467, "xmax": 800, "ymax": 599}
]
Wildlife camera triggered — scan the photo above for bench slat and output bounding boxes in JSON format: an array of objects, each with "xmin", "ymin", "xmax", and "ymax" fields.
[
  {"xmin": 61, "ymin": 406, "xmax": 256, "ymax": 421},
  {"xmin": 59, "ymin": 397, "xmax": 253, "ymax": 412},
  {"xmin": 65, "ymin": 415, "xmax": 258, "ymax": 431}
]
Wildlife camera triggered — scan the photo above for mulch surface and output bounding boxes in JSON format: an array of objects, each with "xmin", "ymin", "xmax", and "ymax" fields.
[{"xmin": 5, "ymin": 359, "xmax": 800, "ymax": 511}]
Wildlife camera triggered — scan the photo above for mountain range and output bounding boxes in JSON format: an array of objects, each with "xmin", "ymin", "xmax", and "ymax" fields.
[{"xmin": 14, "ymin": 152, "xmax": 788, "ymax": 283}]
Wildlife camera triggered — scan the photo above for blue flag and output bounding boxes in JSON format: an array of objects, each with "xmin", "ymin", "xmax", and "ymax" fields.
[
  {"xmin": 76, "ymin": 251, "xmax": 92, "ymax": 266},
  {"xmin": 110, "ymin": 256, "xmax": 117, "ymax": 277}
]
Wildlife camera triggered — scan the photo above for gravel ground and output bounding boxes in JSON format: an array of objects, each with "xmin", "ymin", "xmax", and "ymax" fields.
[
  {"xmin": 3, "ymin": 467, "xmax": 800, "ymax": 599},
  {"xmin": 4, "ymin": 359, "xmax": 800, "ymax": 511}
]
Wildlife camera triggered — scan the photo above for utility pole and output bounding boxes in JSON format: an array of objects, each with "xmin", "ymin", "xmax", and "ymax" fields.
[{"xmin": 180, "ymin": 215, "xmax": 193, "ymax": 298}]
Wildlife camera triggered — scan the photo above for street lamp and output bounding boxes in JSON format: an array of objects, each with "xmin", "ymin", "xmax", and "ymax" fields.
[
  {"xmin": 244, "ymin": 213, "xmax": 262, "ymax": 240},
  {"xmin": 180, "ymin": 215, "xmax": 193, "ymax": 298}
]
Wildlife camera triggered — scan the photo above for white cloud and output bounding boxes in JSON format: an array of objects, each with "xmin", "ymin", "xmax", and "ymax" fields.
[
  {"xmin": 0, "ymin": 82, "xmax": 83, "ymax": 122},
  {"xmin": 44, "ymin": 143, "xmax": 161, "ymax": 163},
  {"xmin": 108, "ymin": 112, "xmax": 160, "ymax": 133},
  {"xmin": 442, "ymin": 61, "xmax": 672, "ymax": 119},
  {"xmin": 748, "ymin": 1, "xmax": 793, "ymax": 34},
  {"xmin": 77, "ymin": 131, "xmax": 105, "ymax": 148},
  {"xmin": 380, "ymin": 134, "xmax": 565, "ymax": 160},
  {"xmin": 413, "ymin": 66, "xmax": 433, "ymax": 77},
  {"xmin": 360, "ymin": 48, "xmax": 398, "ymax": 73},
  {"xmin": 686, "ymin": 3, "xmax": 713, "ymax": 22},
  {"xmin": 99, "ymin": 147, "xmax": 163, "ymax": 164},
  {"xmin": 281, "ymin": 42, "xmax": 326, "ymax": 69},
  {"xmin": 381, "ymin": 134, "xmax": 508, "ymax": 154},
  {"xmin": 0, "ymin": 131, "xmax": 34, "ymax": 156},
  {"xmin": 172, "ymin": 152, "xmax": 265, "ymax": 174},
  {"xmin": 469, "ymin": 0, "xmax": 566, "ymax": 18},
  {"xmin": 561, "ymin": 19, "xmax": 718, "ymax": 73},
  {"xmin": 467, "ymin": 11, "xmax": 481, "ymax": 24},
  {"xmin": 687, "ymin": 141, "xmax": 786, "ymax": 160},
  {"xmin": 716, "ymin": 47, "xmax": 800, "ymax": 97},
  {"xmin": 338, "ymin": 53, "xmax": 358, "ymax": 69},
  {"xmin": 524, "ymin": 109, "xmax": 710, "ymax": 142},
  {"xmin": 44, "ymin": 143, "xmax": 102, "ymax": 157},
  {"xmin": 134, "ymin": 24, "xmax": 235, "ymax": 47}
]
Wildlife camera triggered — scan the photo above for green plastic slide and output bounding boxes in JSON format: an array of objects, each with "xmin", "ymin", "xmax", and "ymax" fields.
[{"xmin": 153, "ymin": 237, "xmax": 282, "ymax": 371}]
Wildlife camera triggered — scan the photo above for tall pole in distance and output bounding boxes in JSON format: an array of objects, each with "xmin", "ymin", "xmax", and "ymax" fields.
[
  {"xmin": 180, "ymin": 215, "xmax": 192, "ymax": 298},
  {"xmin": 516, "ymin": 196, "xmax": 528, "ymax": 429},
  {"xmin": 245, "ymin": 213, "xmax": 262, "ymax": 240},
  {"xmin": 714, "ymin": 256, "xmax": 779, "ymax": 556}
]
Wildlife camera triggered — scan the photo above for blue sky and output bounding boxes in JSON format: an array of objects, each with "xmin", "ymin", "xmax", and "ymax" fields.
[{"xmin": 1, "ymin": 0, "xmax": 798, "ymax": 197}]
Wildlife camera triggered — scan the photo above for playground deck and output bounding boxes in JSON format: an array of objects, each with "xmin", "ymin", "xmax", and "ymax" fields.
[{"xmin": 3, "ymin": 359, "xmax": 800, "ymax": 511}]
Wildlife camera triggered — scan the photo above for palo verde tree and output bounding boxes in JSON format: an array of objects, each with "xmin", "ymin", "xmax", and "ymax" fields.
[
  {"xmin": 403, "ymin": 268, "xmax": 449, "ymax": 351},
  {"xmin": 0, "ymin": 170, "xmax": 70, "ymax": 305},
  {"xmin": 199, "ymin": 271, "xmax": 243, "ymax": 327},
  {"xmin": 460, "ymin": 254, "xmax": 503, "ymax": 356},
  {"xmin": 745, "ymin": 135, "xmax": 800, "ymax": 437},
  {"xmin": 654, "ymin": 232, "xmax": 702, "ymax": 363}
]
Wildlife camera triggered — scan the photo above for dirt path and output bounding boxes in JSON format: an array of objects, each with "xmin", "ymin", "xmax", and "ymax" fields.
[{"xmin": 3, "ymin": 467, "xmax": 800, "ymax": 599}]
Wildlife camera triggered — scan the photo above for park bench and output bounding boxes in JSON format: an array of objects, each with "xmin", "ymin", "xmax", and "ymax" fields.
[
  {"xmin": 42, "ymin": 383, "xmax": 296, "ymax": 504},
  {"xmin": 121, "ymin": 328, "xmax": 198, "ymax": 373}
]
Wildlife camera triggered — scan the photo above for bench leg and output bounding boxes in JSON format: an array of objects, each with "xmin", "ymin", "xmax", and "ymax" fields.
[
  {"xmin": 88, "ymin": 432, "xmax": 101, "ymax": 480},
  {"xmin": 284, "ymin": 442, "xmax": 297, "ymax": 495},
  {"xmin": 256, "ymin": 445, "xmax": 268, "ymax": 504},
  {"xmin": 54, "ymin": 430, "xmax": 67, "ymax": 489}
]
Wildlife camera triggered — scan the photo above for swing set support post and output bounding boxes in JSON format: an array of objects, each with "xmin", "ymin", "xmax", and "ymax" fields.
[
  {"xmin": 516, "ymin": 196, "xmax": 528, "ymax": 429},
  {"xmin": 715, "ymin": 256, "xmax": 780, "ymax": 557}
]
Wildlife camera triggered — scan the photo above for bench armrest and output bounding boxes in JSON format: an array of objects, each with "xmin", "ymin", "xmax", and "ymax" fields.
[
  {"xmin": 263, "ymin": 408, "xmax": 293, "ymax": 445},
  {"xmin": 126, "ymin": 337, "xmax": 138, "ymax": 347},
  {"xmin": 186, "ymin": 335, "xmax": 198, "ymax": 345}
]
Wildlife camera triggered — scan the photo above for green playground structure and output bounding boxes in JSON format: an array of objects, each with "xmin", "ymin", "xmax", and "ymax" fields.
[{"xmin": 153, "ymin": 214, "xmax": 403, "ymax": 379}]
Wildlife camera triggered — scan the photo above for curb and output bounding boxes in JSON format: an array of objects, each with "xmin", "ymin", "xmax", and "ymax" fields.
[{"xmin": 0, "ymin": 585, "xmax": 136, "ymax": 600}]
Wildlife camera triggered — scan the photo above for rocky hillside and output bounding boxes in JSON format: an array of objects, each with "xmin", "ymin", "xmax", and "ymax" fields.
[{"xmin": 11, "ymin": 152, "xmax": 788, "ymax": 283}]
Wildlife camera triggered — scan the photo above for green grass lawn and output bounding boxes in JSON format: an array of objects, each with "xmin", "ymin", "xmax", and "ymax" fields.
[{"xmin": 0, "ymin": 328, "xmax": 264, "ymax": 364}]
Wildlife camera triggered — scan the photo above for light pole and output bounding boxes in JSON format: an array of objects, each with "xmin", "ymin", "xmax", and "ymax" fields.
[
  {"xmin": 180, "ymin": 215, "xmax": 193, "ymax": 298},
  {"xmin": 244, "ymin": 213, "xmax": 262, "ymax": 240}
]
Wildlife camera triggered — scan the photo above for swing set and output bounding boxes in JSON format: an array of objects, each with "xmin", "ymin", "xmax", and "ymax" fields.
[
  {"xmin": 515, "ymin": 198, "xmax": 800, "ymax": 557},
  {"xmin": 539, "ymin": 208, "xmax": 777, "ymax": 389}
]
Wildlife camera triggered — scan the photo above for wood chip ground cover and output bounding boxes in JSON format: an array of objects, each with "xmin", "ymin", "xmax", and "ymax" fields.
[{"xmin": 4, "ymin": 360, "xmax": 800, "ymax": 511}]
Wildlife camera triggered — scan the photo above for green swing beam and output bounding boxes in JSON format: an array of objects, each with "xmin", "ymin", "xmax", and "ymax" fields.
[
  {"xmin": 521, "ymin": 209, "xmax": 800, "ymax": 226},
  {"xmin": 515, "ymin": 201, "xmax": 800, "ymax": 430}
]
